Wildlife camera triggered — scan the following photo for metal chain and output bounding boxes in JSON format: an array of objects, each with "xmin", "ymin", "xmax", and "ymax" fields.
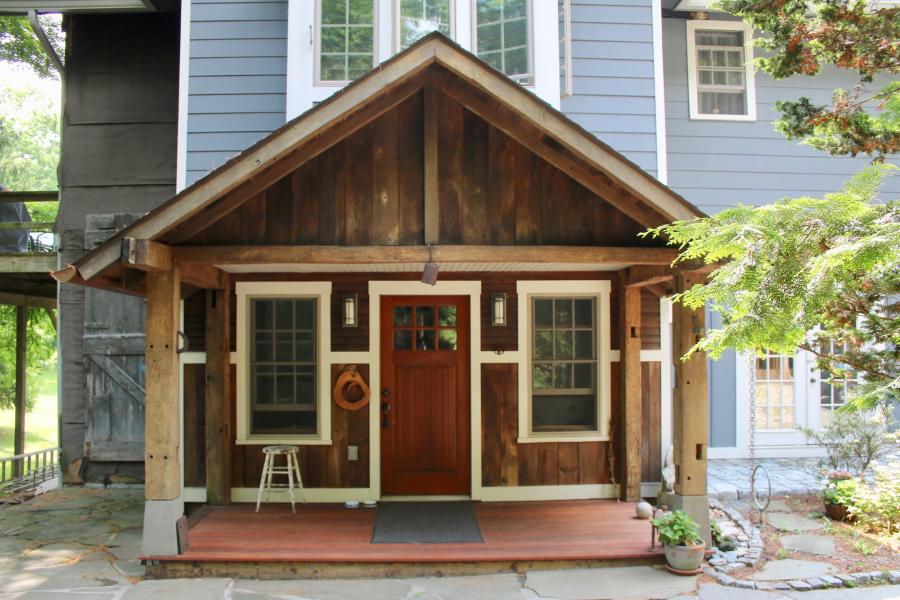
[{"xmin": 748, "ymin": 354, "xmax": 758, "ymax": 519}]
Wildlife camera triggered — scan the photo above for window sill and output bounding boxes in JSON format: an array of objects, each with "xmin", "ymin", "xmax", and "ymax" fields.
[
  {"xmin": 689, "ymin": 113, "xmax": 756, "ymax": 122},
  {"xmin": 517, "ymin": 434, "xmax": 609, "ymax": 444},
  {"xmin": 235, "ymin": 436, "xmax": 333, "ymax": 446}
]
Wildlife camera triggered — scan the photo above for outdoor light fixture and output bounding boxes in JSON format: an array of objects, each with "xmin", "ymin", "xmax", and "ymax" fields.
[
  {"xmin": 342, "ymin": 293, "xmax": 358, "ymax": 327},
  {"xmin": 491, "ymin": 292, "xmax": 507, "ymax": 326},
  {"xmin": 421, "ymin": 245, "xmax": 438, "ymax": 286}
]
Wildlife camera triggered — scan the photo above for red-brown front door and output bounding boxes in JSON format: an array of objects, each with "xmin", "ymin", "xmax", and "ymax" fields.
[{"xmin": 380, "ymin": 296, "xmax": 470, "ymax": 495}]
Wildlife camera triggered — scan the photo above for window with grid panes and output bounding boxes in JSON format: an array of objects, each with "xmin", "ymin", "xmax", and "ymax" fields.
[
  {"xmin": 392, "ymin": 303, "xmax": 458, "ymax": 351},
  {"xmin": 318, "ymin": 0, "xmax": 376, "ymax": 82},
  {"xmin": 755, "ymin": 352, "xmax": 795, "ymax": 429},
  {"xmin": 531, "ymin": 297, "xmax": 597, "ymax": 432},
  {"xmin": 694, "ymin": 29, "xmax": 747, "ymax": 115},
  {"xmin": 250, "ymin": 298, "xmax": 318, "ymax": 435},
  {"xmin": 398, "ymin": 0, "xmax": 452, "ymax": 50},
  {"xmin": 475, "ymin": 0, "xmax": 532, "ymax": 84},
  {"xmin": 819, "ymin": 340, "xmax": 858, "ymax": 425}
]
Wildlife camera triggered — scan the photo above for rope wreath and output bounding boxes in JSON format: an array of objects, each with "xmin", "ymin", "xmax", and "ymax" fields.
[{"xmin": 332, "ymin": 365, "xmax": 370, "ymax": 411}]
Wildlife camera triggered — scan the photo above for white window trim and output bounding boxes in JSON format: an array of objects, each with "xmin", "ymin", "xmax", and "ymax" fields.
[
  {"xmin": 685, "ymin": 19, "xmax": 757, "ymax": 122},
  {"xmin": 393, "ymin": 0, "xmax": 456, "ymax": 53},
  {"xmin": 471, "ymin": 0, "xmax": 534, "ymax": 86},
  {"xmin": 287, "ymin": 0, "xmax": 560, "ymax": 118},
  {"xmin": 516, "ymin": 280, "xmax": 611, "ymax": 443},
  {"xmin": 558, "ymin": 0, "xmax": 573, "ymax": 99},
  {"xmin": 235, "ymin": 281, "xmax": 333, "ymax": 445}
]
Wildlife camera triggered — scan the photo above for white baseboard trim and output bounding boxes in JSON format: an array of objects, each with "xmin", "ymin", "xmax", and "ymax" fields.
[
  {"xmin": 480, "ymin": 484, "xmax": 618, "ymax": 502},
  {"xmin": 231, "ymin": 487, "xmax": 373, "ymax": 503},
  {"xmin": 184, "ymin": 487, "xmax": 207, "ymax": 503},
  {"xmin": 640, "ymin": 482, "xmax": 661, "ymax": 498}
]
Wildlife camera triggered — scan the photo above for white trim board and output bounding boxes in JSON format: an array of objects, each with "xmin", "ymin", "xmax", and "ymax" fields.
[
  {"xmin": 231, "ymin": 487, "xmax": 374, "ymax": 503},
  {"xmin": 175, "ymin": 0, "xmax": 191, "ymax": 192},
  {"xmin": 651, "ymin": 0, "xmax": 668, "ymax": 184},
  {"xmin": 480, "ymin": 484, "xmax": 618, "ymax": 502}
]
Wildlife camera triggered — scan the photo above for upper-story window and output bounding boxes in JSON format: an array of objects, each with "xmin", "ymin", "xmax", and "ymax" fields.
[
  {"xmin": 397, "ymin": 0, "xmax": 453, "ymax": 50},
  {"xmin": 474, "ymin": 0, "xmax": 532, "ymax": 84},
  {"xmin": 289, "ymin": 0, "xmax": 560, "ymax": 117},
  {"xmin": 686, "ymin": 20, "xmax": 756, "ymax": 121},
  {"xmin": 317, "ymin": 0, "xmax": 376, "ymax": 83}
]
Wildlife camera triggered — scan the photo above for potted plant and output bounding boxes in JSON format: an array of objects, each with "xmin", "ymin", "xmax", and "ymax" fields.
[
  {"xmin": 823, "ymin": 471, "xmax": 856, "ymax": 521},
  {"xmin": 652, "ymin": 510, "xmax": 705, "ymax": 573}
]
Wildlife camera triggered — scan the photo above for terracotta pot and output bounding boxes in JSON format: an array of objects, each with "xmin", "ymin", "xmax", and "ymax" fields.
[
  {"xmin": 825, "ymin": 502, "xmax": 849, "ymax": 522},
  {"xmin": 663, "ymin": 541, "xmax": 706, "ymax": 571}
]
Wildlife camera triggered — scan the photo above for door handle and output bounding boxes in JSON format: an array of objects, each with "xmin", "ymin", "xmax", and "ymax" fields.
[
  {"xmin": 382, "ymin": 402, "xmax": 391, "ymax": 429},
  {"xmin": 382, "ymin": 388, "xmax": 390, "ymax": 396}
]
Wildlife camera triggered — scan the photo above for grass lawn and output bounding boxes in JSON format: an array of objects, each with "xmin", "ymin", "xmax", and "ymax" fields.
[{"xmin": 0, "ymin": 368, "xmax": 58, "ymax": 458}]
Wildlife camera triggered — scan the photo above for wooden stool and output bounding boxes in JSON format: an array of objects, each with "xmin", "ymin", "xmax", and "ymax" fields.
[{"xmin": 255, "ymin": 445, "xmax": 304, "ymax": 513}]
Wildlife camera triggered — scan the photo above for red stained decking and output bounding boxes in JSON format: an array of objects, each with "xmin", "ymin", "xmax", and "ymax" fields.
[{"xmin": 152, "ymin": 499, "xmax": 663, "ymax": 563}]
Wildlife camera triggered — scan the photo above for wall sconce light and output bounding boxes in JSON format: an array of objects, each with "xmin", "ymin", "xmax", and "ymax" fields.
[
  {"xmin": 491, "ymin": 292, "xmax": 507, "ymax": 326},
  {"xmin": 342, "ymin": 293, "xmax": 358, "ymax": 327}
]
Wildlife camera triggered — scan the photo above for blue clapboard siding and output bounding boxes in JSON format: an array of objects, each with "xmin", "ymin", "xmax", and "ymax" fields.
[
  {"xmin": 186, "ymin": 0, "xmax": 288, "ymax": 186},
  {"xmin": 663, "ymin": 17, "xmax": 900, "ymax": 215},
  {"xmin": 561, "ymin": 0, "xmax": 658, "ymax": 176}
]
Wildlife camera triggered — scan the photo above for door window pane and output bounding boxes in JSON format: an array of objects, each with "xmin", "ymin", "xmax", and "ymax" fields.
[
  {"xmin": 531, "ymin": 296, "xmax": 597, "ymax": 432},
  {"xmin": 755, "ymin": 352, "xmax": 794, "ymax": 429},
  {"xmin": 819, "ymin": 340, "xmax": 857, "ymax": 425},
  {"xmin": 399, "ymin": 0, "xmax": 452, "ymax": 49},
  {"xmin": 250, "ymin": 298, "xmax": 318, "ymax": 435},
  {"xmin": 475, "ymin": 0, "xmax": 532, "ymax": 84},
  {"xmin": 318, "ymin": 0, "xmax": 375, "ymax": 82}
]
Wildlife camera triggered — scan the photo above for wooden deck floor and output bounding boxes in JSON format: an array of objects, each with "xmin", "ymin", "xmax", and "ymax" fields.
[{"xmin": 153, "ymin": 499, "xmax": 662, "ymax": 564}]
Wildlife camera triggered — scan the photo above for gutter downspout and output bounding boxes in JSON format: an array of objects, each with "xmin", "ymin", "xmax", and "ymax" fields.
[{"xmin": 27, "ymin": 10, "xmax": 64, "ymax": 79}]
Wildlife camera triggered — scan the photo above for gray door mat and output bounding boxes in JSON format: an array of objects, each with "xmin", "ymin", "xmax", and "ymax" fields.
[{"xmin": 371, "ymin": 501, "xmax": 484, "ymax": 544}]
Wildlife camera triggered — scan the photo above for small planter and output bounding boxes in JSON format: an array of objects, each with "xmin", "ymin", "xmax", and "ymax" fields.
[
  {"xmin": 825, "ymin": 502, "xmax": 850, "ymax": 522},
  {"xmin": 663, "ymin": 541, "xmax": 706, "ymax": 574}
]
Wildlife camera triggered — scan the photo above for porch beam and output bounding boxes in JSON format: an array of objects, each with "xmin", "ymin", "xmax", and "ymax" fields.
[
  {"xmin": 625, "ymin": 266, "xmax": 673, "ymax": 288},
  {"xmin": 618, "ymin": 275, "xmax": 642, "ymax": 501},
  {"xmin": 121, "ymin": 238, "xmax": 172, "ymax": 272},
  {"xmin": 178, "ymin": 262, "xmax": 227, "ymax": 290},
  {"xmin": 145, "ymin": 266, "xmax": 182, "ymax": 501},
  {"xmin": 205, "ymin": 281, "xmax": 231, "ymax": 505},
  {"xmin": 170, "ymin": 245, "xmax": 677, "ymax": 266}
]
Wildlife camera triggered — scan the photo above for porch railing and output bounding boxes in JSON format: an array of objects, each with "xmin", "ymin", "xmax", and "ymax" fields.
[
  {"xmin": 0, "ymin": 191, "xmax": 58, "ymax": 255},
  {"xmin": 0, "ymin": 447, "xmax": 61, "ymax": 495}
]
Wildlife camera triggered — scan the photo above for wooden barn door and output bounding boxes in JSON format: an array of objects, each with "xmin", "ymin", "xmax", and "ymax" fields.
[
  {"xmin": 83, "ymin": 289, "xmax": 147, "ymax": 462},
  {"xmin": 380, "ymin": 296, "xmax": 470, "ymax": 495}
]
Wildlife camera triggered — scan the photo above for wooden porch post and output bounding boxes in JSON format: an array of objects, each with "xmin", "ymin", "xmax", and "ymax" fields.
[
  {"xmin": 142, "ymin": 265, "xmax": 183, "ymax": 555},
  {"xmin": 13, "ymin": 306, "xmax": 26, "ymax": 476},
  {"xmin": 205, "ymin": 280, "xmax": 231, "ymax": 505},
  {"xmin": 669, "ymin": 271, "xmax": 710, "ymax": 543},
  {"xmin": 618, "ymin": 276, "xmax": 642, "ymax": 501}
]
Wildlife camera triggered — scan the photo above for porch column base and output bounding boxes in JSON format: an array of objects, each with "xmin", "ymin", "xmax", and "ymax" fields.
[
  {"xmin": 141, "ymin": 497, "xmax": 184, "ymax": 556},
  {"xmin": 659, "ymin": 491, "xmax": 711, "ymax": 548}
]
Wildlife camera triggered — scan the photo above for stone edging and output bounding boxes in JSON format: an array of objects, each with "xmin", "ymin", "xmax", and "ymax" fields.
[
  {"xmin": 706, "ymin": 567, "xmax": 900, "ymax": 591},
  {"xmin": 706, "ymin": 498, "xmax": 900, "ymax": 592}
]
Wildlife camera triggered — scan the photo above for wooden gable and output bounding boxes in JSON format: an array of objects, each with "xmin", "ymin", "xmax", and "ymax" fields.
[{"xmin": 176, "ymin": 91, "xmax": 656, "ymax": 249}]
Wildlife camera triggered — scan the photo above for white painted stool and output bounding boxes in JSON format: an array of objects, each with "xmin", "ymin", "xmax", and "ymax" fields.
[{"xmin": 255, "ymin": 445, "xmax": 304, "ymax": 513}]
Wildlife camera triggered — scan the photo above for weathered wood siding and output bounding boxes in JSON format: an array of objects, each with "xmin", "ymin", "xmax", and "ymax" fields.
[
  {"xmin": 481, "ymin": 363, "xmax": 616, "ymax": 486},
  {"xmin": 184, "ymin": 92, "xmax": 657, "ymax": 248}
]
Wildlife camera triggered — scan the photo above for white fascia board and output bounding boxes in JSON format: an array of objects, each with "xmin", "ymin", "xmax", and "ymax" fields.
[{"xmin": 0, "ymin": 0, "xmax": 152, "ymax": 13}]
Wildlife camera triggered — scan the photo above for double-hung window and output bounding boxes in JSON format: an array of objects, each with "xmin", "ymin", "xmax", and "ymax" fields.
[
  {"xmin": 819, "ymin": 340, "xmax": 857, "ymax": 425},
  {"xmin": 474, "ymin": 0, "xmax": 532, "ymax": 84},
  {"xmin": 755, "ymin": 352, "xmax": 796, "ymax": 430},
  {"xmin": 317, "ymin": 0, "xmax": 376, "ymax": 83},
  {"xmin": 397, "ymin": 0, "xmax": 453, "ymax": 50},
  {"xmin": 236, "ymin": 282, "xmax": 332, "ymax": 444},
  {"xmin": 686, "ymin": 21, "xmax": 756, "ymax": 120},
  {"xmin": 517, "ymin": 281, "xmax": 611, "ymax": 442},
  {"xmin": 558, "ymin": 0, "xmax": 572, "ymax": 97}
]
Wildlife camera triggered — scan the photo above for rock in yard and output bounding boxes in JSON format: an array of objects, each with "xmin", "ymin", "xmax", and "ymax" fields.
[
  {"xmin": 780, "ymin": 534, "xmax": 835, "ymax": 556},
  {"xmin": 766, "ymin": 512, "xmax": 825, "ymax": 532},
  {"xmin": 789, "ymin": 580, "xmax": 812, "ymax": 591},
  {"xmin": 750, "ymin": 559, "xmax": 836, "ymax": 581},
  {"xmin": 821, "ymin": 575, "xmax": 844, "ymax": 588}
]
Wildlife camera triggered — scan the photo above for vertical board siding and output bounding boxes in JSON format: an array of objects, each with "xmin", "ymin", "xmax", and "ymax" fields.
[
  {"xmin": 187, "ymin": 0, "xmax": 289, "ymax": 186},
  {"xmin": 663, "ymin": 18, "xmax": 900, "ymax": 213},
  {"xmin": 481, "ymin": 364, "xmax": 612, "ymax": 486},
  {"xmin": 561, "ymin": 0, "xmax": 658, "ymax": 176},
  {"xmin": 640, "ymin": 361, "xmax": 661, "ymax": 482}
]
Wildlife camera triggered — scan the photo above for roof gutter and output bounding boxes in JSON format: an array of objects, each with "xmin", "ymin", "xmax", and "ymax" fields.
[{"xmin": 27, "ymin": 10, "xmax": 64, "ymax": 79}]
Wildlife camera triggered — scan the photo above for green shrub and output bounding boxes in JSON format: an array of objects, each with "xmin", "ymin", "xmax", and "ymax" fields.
[
  {"xmin": 824, "ymin": 478, "xmax": 858, "ymax": 507},
  {"xmin": 652, "ymin": 510, "xmax": 702, "ymax": 547},
  {"xmin": 848, "ymin": 463, "xmax": 900, "ymax": 536},
  {"xmin": 800, "ymin": 412, "xmax": 896, "ymax": 478}
]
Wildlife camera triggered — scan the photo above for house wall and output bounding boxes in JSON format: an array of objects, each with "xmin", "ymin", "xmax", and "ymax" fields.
[
  {"xmin": 180, "ymin": 272, "xmax": 662, "ymax": 492},
  {"xmin": 662, "ymin": 16, "xmax": 900, "ymax": 214},
  {"xmin": 58, "ymin": 12, "xmax": 180, "ymax": 480},
  {"xmin": 562, "ymin": 0, "xmax": 659, "ymax": 177},
  {"xmin": 185, "ymin": 0, "xmax": 289, "ymax": 187}
]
